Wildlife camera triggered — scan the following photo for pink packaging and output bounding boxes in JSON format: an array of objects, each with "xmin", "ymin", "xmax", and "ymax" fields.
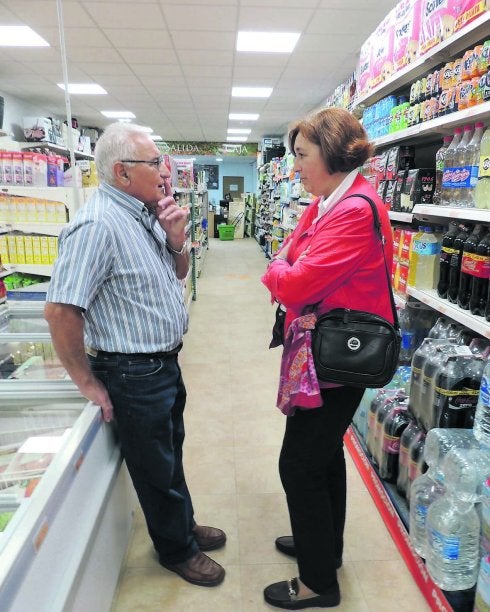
[
  {"xmin": 12, "ymin": 152, "xmax": 24, "ymax": 186},
  {"xmin": 22, "ymin": 152, "xmax": 34, "ymax": 186},
  {"xmin": 357, "ymin": 35, "xmax": 373, "ymax": 97},
  {"xmin": 393, "ymin": 0, "xmax": 421, "ymax": 71},
  {"xmin": 31, "ymin": 153, "xmax": 48, "ymax": 187},
  {"xmin": 370, "ymin": 8, "xmax": 396, "ymax": 89},
  {"xmin": 0, "ymin": 152, "xmax": 13, "ymax": 185},
  {"xmin": 419, "ymin": 0, "xmax": 488, "ymax": 56}
]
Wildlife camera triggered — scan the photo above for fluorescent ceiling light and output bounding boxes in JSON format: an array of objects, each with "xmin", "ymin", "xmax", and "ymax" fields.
[
  {"xmin": 150, "ymin": 135, "xmax": 163, "ymax": 140},
  {"xmin": 227, "ymin": 136, "xmax": 248, "ymax": 142},
  {"xmin": 58, "ymin": 83, "xmax": 107, "ymax": 95},
  {"xmin": 138, "ymin": 126, "xmax": 154, "ymax": 133},
  {"xmin": 216, "ymin": 158, "xmax": 223, "ymax": 162},
  {"xmin": 228, "ymin": 128, "xmax": 251, "ymax": 134},
  {"xmin": 229, "ymin": 113, "xmax": 259, "ymax": 121},
  {"xmin": 232, "ymin": 87, "xmax": 272, "ymax": 98},
  {"xmin": 101, "ymin": 111, "xmax": 135, "ymax": 119},
  {"xmin": 237, "ymin": 31, "xmax": 300, "ymax": 53},
  {"xmin": 0, "ymin": 26, "xmax": 49, "ymax": 47}
]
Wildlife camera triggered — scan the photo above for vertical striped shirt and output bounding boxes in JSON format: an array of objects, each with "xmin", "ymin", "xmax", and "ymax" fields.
[{"xmin": 47, "ymin": 182, "xmax": 188, "ymax": 353}]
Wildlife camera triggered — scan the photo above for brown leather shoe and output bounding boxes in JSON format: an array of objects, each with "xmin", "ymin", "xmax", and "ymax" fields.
[
  {"xmin": 193, "ymin": 525, "xmax": 226, "ymax": 551},
  {"xmin": 160, "ymin": 551, "xmax": 225, "ymax": 587}
]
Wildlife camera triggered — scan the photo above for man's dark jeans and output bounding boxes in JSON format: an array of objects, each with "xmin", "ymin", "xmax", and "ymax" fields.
[{"xmin": 88, "ymin": 352, "xmax": 198, "ymax": 564}]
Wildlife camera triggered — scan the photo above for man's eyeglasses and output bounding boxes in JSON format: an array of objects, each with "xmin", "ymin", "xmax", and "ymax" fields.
[{"xmin": 120, "ymin": 155, "xmax": 165, "ymax": 169}]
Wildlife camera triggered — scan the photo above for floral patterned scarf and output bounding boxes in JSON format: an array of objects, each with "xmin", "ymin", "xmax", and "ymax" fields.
[{"xmin": 277, "ymin": 312, "xmax": 323, "ymax": 416}]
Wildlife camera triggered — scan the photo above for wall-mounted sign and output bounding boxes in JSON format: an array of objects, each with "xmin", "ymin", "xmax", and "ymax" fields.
[{"xmin": 157, "ymin": 141, "xmax": 258, "ymax": 157}]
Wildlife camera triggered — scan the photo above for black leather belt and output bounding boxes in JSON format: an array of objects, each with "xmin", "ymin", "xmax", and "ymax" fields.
[{"xmin": 86, "ymin": 343, "xmax": 182, "ymax": 359}]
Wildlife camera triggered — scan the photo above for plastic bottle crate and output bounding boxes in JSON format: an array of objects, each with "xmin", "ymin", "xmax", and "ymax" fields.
[{"xmin": 218, "ymin": 224, "xmax": 235, "ymax": 241}]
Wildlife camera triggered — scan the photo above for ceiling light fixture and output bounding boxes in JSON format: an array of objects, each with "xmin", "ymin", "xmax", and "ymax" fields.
[
  {"xmin": 228, "ymin": 128, "xmax": 251, "ymax": 134},
  {"xmin": 58, "ymin": 83, "xmax": 107, "ymax": 95},
  {"xmin": 101, "ymin": 111, "xmax": 135, "ymax": 119},
  {"xmin": 237, "ymin": 31, "xmax": 300, "ymax": 53},
  {"xmin": 232, "ymin": 87, "xmax": 272, "ymax": 98},
  {"xmin": 215, "ymin": 158, "xmax": 223, "ymax": 162},
  {"xmin": 150, "ymin": 135, "xmax": 163, "ymax": 140},
  {"xmin": 138, "ymin": 126, "xmax": 154, "ymax": 133},
  {"xmin": 227, "ymin": 136, "xmax": 248, "ymax": 142},
  {"xmin": 0, "ymin": 25, "xmax": 49, "ymax": 47},
  {"xmin": 229, "ymin": 113, "xmax": 259, "ymax": 121}
]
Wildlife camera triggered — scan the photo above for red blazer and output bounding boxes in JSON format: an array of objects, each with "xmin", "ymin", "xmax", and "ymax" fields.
[{"xmin": 262, "ymin": 174, "xmax": 394, "ymax": 333}]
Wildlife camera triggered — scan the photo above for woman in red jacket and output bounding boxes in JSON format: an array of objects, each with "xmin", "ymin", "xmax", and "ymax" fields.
[{"xmin": 261, "ymin": 108, "xmax": 394, "ymax": 610}]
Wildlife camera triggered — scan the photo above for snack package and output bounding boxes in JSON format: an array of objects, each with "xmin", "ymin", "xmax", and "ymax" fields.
[
  {"xmin": 393, "ymin": 0, "xmax": 422, "ymax": 71},
  {"xmin": 370, "ymin": 8, "xmax": 396, "ymax": 89},
  {"xmin": 419, "ymin": 0, "xmax": 488, "ymax": 56},
  {"xmin": 357, "ymin": 35, "xmax": 373, "ymax": 97}
]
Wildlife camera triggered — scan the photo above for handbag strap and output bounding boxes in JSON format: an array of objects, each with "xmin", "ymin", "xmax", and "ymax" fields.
[{"xmin": 340, "ymin": 193, "xmax": 399, "ymax": 330}]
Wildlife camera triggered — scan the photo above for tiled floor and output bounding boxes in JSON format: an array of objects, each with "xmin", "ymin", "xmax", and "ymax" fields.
[{"xmin": 111, "ymin": 238, "xmax": 430, "ymax": 612}]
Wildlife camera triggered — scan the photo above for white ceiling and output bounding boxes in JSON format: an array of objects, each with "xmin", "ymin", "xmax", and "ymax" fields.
[{"xmin": 0, "ymin": 0, "xmax": 397, "ymax": 143}]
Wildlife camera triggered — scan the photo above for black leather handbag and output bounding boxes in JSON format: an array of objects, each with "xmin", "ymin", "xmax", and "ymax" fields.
[{"xmin": 311, "ymin": 194, "xmax": 401, "ymax": 388}]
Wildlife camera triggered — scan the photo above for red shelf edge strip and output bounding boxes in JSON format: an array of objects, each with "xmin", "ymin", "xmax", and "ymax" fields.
[{"xmin": 344, "ymin": 427, "xmax": 453, "ymax": 612}]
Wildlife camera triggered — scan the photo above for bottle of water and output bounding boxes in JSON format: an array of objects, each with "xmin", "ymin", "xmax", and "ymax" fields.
[
  {"xmin": 398, "ymin": 305, "xmax": 416, "ymax": 365},
  {"xmin": 460, "ymin": 121, "xmax": 485, "ymax": 208},
  {"xmin": 473, "ymin": 360, "xmax": 490, "ymax": 447},
  {"xmin": 452, "ymin": 125, "xmax": 474, "ymax": 207},
  {"xmin": 409, "ymin": 428, "xmax": 479, "ymax": 559},
  {"xmin": 474, "ymin": 555, "xmax": 490, "ymax": 611},
  {"xmin": 441, "ymin": 127, "xmax": 463, "ymax": 206},
  {"xmin": 433, "ymin": 135, "xmax": 453, "ymax": 205},
  {"xmin": 425, "ymin": 446, "xmax": 490, "ymax": 591},
  {"xmin": 481, "ymin": 478, "xmax": 490, "ymax": 557}
]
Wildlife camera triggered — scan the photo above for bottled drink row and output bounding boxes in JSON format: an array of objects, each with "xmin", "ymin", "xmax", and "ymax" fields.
[{"xmin": 434, "ymin": 123, "xmax": 490, "ymax": 209}]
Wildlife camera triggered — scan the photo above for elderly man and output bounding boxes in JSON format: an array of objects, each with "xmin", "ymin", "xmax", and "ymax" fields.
[{"xmin": 45, "ymin": 122, "xmax": 225, "ymax": 587}]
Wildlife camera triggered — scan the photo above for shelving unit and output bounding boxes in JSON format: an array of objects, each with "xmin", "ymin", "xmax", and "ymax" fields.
[
  {"xmin": 350, "ymin": 13, "xmax": 490, "ymax": 612},
  {"xmin": 18, "ymin": 141, "xmax": 94, "ymax": 160}
]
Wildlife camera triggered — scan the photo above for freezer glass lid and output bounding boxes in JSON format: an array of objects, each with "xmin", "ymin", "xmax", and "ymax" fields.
[
  {"xmin": 0, "ymin": 399, "xmax": 86, "ymax": 532},
  {"xmin": 0, "ymin": 341, "xmax": 68, "ymax": 381},
  {"xmin": 0, "ymin": 307, "xmax": 49, "ymax": 334}
]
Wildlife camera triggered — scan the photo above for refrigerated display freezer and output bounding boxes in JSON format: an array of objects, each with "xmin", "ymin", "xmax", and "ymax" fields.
[
  {"xmin": 0, "ymin": 303, "xmax": 49, "ymax": 343},
  {"xmin": 0, "ymin": 392, "xmax": 136, "ymax": 612}
]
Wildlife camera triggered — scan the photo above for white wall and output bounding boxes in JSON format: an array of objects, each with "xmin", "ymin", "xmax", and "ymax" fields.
[{"xmin": 0, "ymin": 91, "xmax": 60, "ymax": 141}]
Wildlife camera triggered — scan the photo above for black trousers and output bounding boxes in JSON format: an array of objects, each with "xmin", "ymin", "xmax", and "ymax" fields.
[{"xmin": 279, "ymin": 386, "xmax": 364, "ymax": 594}]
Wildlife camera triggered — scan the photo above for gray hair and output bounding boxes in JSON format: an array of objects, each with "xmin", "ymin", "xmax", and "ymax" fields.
[{"xmin": 94, "ymin": 122, "xmax": 152, "ymax": 184}]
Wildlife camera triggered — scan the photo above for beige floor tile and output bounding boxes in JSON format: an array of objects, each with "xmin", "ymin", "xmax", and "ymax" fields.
[{"xmin": 111, "ymin": 238, "xmax": 430, "ymax": 612}]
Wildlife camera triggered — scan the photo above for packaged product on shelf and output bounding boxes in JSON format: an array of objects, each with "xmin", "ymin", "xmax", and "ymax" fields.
[
  {"xmin": 31, "ymin": 153, "xmax": 47, "ymax": 187},
  {"xmin": 475, "ymin": 125, "xmax": 490, "ymax": 209},
  {"xmin": 383, "ymin": 180, "xmax": 397, "ymax": 209},
  {"xmin": 448, "ymin": 224, "xmax": 473, "ymax": 303},
  {"xmin": 393, "ymin": 0, "xmax": 421, "ymax": 71},
  {"xmin": 23, "ymin": 235, "xmax": 33, "ymax": 265},
  {"xmin": 369, "ymin": 8, "xmax": 395, "ymax": 89},
  {"xmin": 458, "ymin": 225, "xmax": 487, "ymax": 310},
  {"xmin": 469, "ymin": 231, "xmax": 490, "ymax": 316},
  {"xmin": 15, "ymin": 235, "xmax": 25, "ymax": 264},
  {"xmin": 437, "ymin": 222, "xmax": 460, "ymax": 299},
  {"xmin": 400, "ymin": 169, "xmax": 436, "ymax": 212},
  {"xmin": 378, "ymin": 398, "xmax": 411, "ymax": 483},
  {"xmin": 22, "ymin": 116, "xmax": 52, "ymax": 142},
  {"xmin": 474, "ymin": 555, "xmax": 490, "ymax": 611},
  {"xmin": 441, "ymin": 127, "xmax": 464, "ymax": 205}
]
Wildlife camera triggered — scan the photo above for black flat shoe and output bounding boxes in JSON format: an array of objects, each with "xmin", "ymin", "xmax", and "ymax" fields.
[
  {"xmin": 264, "ymin": 577, "xmax": 340, "ymax": 610},
  {"xmin": 275, "ymin": 537, "xmax": 342, "ymax": 569}
]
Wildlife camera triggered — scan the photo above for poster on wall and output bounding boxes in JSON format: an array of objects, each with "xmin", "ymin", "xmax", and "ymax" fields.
[{"xmin": 194, "ymin": 164, "xmax": 218, "ymax": 190}]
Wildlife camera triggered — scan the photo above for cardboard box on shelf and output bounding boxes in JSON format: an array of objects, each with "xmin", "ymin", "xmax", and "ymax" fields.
[{"xmin": 23, "ymin": 117, "xmax": 53, "ymax": 142}]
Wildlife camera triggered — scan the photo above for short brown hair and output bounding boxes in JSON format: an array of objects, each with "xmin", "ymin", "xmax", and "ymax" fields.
[{"xmin": 288, "ymin": 107, "xmax": 374, "ymax": 173}]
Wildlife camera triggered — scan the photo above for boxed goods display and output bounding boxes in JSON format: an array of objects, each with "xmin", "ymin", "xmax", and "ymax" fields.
[
  {"xmin": 393, "ymin": 0, "xmax": 422, "ymax": 71},
  {"xmin": 369, "ymin": 8, "xmax": 396, "ymax": 89},
  {"xmin": 400, "ymin": 168, "xmax": 436, "ymax": 212},
  {"xmin": 23, "ymin": 117, "xmax": 53, "ymax": 142}
]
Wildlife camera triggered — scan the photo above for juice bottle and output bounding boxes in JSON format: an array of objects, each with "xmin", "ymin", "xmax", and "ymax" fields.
[
  {"xmin": 407, "ymin": 226, "xmax": 425, "ymax": 286},
  {"xmin": 414, "ymin": 227, "xmax": 441, "ymax": 290}
]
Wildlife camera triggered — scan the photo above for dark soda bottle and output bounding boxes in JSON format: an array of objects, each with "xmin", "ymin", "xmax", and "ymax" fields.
[
  {"xmin": 407, "ymin": 431, "xmax": 427, "ymax": 503},
  {"xmin": 374, "ymin": 391, "xmax": 407, "ymax": 467},
  {"xmin": 366, "ymin": 390, "xmax": 390, "ymax": 463},
  {"xmin": 447, "ymin": 224, "xmax": 472, "ymax": 303},
  {"xmin": 437, "ymin": 222, "xmax": 459, "ymax": 299},
  {"xmin": 379, "ymin": 400, "xmax": 411, "ymax": 483},
  {"xmin": 470, "ymin": 231, "xmax": 490, "ymax": 316},
  {"xmin": 457, "ymin": 225, "xmax": 487, "ymax": 310},
  {"xmin": 397, "ymin": 419, "xmax": 423, "ymax": 497}
]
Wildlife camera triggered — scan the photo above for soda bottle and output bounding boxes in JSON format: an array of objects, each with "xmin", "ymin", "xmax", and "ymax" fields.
[
  {"xmin": 398, "ymin": 305, "xmax": 416, "ymax": 364},
  {"xmin": 378, "ymin": 398, "xmax": 410, "ymax": 483},
  {"xmin": 474, "ymin": 555, "xmax": 490, "ymax": 611},
  {"xmin": 470, "ymin": 231, "xmax": 490, "ymax": 316},
  {"xmin": 437, "ymin": 222, "xmax": 460, "ymax": 299},
  {"xmin": 460, "ymin": 122, "xmax": 485, "ymax": 207},
  {"xmin": 432, "ymin": 135, "xmax": 452, "ymax": 205},
  {"xmin": 447, "ymin": 223, "xmax": 472, "ymax": 303},
  {"xmin": 366, "ymin": 389, "xmax": 391, "ymax": 462},
  {"xmin": 457, "ymin": 225, "xmax": 487, "ymax": 310},
  {"xmin": 374, "ymin": 390, "xmax": 407, "ymax": 467},
  {"xmin": 441, "ymin": 127, "xmax": 463, "ymax": 206},
  {"xmin": 414, "ymin": 227, "xmax": 441, "ymax": 290},
  {"xmin": 407, "ymin": 226, "xmax": 425, "ymax": 287},
  {"xmin": 407, "ymin": 430, "xmax": 427, "ymax": 502},
  {"xmin": 397, "ymin": 418, "xmax": 423, "ymax": 498},
  {"xmin": 421, "ymin": 343, "xmax": 457, "ymax": 431},
  {"xmin": 473, "ymin": 360, "xmax": 490, "ymax": 447},
  {"xmin": 452, "ymin": 125, "xmax": 474, "ymax": 207},
  {"xmin": 475, "ymin": 125, "xmax": 490, "ymax": 209},
  {"xmin": 408, "ymin": 428, "xmax": 478, "ymax": 558}
]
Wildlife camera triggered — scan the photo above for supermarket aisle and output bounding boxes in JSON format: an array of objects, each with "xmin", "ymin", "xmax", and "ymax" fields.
[{"xmin": 111, "ymin": 238, "xmax": 430, "ymax": 612}]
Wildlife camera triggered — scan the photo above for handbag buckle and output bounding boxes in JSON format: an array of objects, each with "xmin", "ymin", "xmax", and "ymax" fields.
[{"xmin": 343, "ymin": 309, "xmax": 350, "ymax": 324}]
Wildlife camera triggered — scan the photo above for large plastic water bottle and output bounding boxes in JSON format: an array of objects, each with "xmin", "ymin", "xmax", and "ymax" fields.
[
  {"xmin": 474, "ymin": 360, "xmax": 490, "ymax": 447},
  {"xmin": 481, "ymin": 478, "xmax": 490, "ymax": 557},
  {"xmin": 409, "ymin": 429, "xmax": 479, "ymax": 558},
  {"xmin": 474, "ymin": 555, "xmax": 490, "ymax": 611},
  {"xmin": 433, "ymin": 135, "xmax": 453, "ymax": 205},
  {"xmin": 425, "ymin": 447, "xmax": 490, "ymax": 591},
  {"xmin": 475, "ymin": 125, "xmax": 490, "ymax": 210},
  {"xmin": 458, "ymin": 122, "xmax": 485, "ymax": 208}
]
